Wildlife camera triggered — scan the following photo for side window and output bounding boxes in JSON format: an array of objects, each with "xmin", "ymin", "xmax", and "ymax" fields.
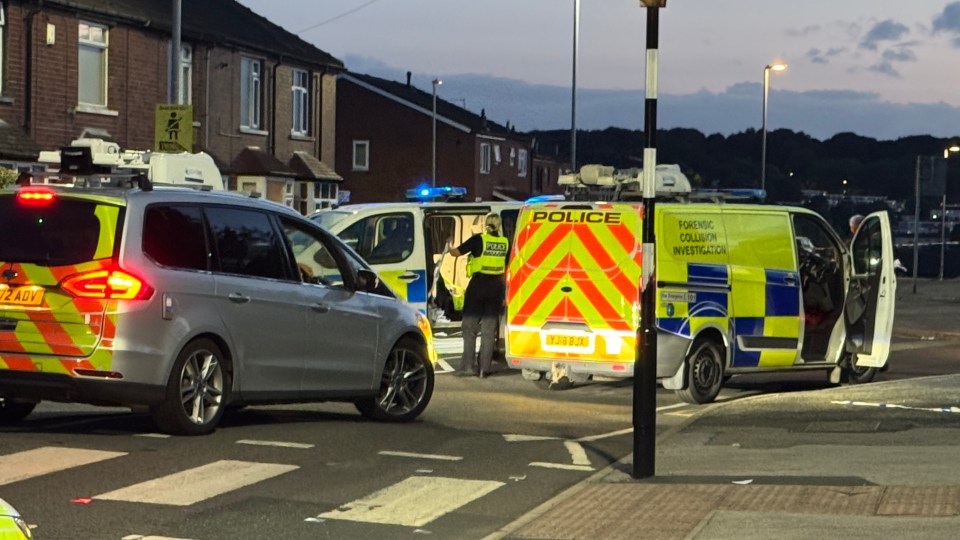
[
  {"xmin": 280, "ymin": 217, "xmax": 346, "ymax": 288},
  {"xmin": 792, "ymin": 214, "xmax": 842, "ymax": 269},
  {"xmin": 206, "ymin": 207, "xmax": 287, "ymax": 280},
  {"xmin": 366, "ymin": 213, "xmax": 415, "ymax": 264},
  {"xmin": 851, "ymin": 216, "xmax": 882, "ymax": 276},
  {"xmin": 142, "ymin": 205, "xmax": 208, "ymax": 270},
  {"xmin": 723, "ymin": 212, "xmax": 794, "ymax": 270}
]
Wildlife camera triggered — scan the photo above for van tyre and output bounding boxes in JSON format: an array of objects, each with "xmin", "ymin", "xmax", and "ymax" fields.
[
  {"xmin": 152, "ymin": 338, "xmax": 229, "ymax": 436},
  {"xmin": 356, "ymin": 338, "xmax": 434, "ymax": 422},
  {"xmin": 842, "ymin": 354, "xmax": 877, "ymax": 384},
  {"xmin": 677, "ymin": 338, "xmax": 725, "ymax": 404},
  {"xmin": 0, "ymin": 397, "xmax": 37, "ymax": 424}
]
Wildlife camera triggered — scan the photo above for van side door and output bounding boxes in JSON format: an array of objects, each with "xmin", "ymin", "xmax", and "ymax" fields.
[{"xmin": 845, "ymin": 211, "xmax": 896, "ymax": 367}]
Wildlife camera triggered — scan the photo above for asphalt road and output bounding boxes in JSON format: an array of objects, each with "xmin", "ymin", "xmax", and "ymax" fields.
[{"xmin": 1, "ymin": 335, "xmax": 955, "ymax": 539}]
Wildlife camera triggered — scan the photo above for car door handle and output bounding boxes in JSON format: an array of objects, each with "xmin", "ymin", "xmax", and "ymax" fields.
[
  {"xmin": 310, "ymin": 303, "xmax": 330, "ymax": 313},
  {"xmin": 399, "ymin": 272, "xmax": 420, "ymax": 282},
  {"xmin": 227, "ymin": 292, "xmax": 251, "ymax": 304},
  {"xmin": 784, "ymin": 276, "xmax": 797, "ymax": 286}
]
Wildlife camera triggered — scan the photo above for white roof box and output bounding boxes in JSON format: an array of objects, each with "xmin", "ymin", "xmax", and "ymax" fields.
[{"xmin": 146, "ymin": 152, "xmax": 225, "ymax": 190}]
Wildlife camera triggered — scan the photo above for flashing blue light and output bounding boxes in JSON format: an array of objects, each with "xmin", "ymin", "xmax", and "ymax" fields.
[
  {"xmin": 525, "ymin": 194, "xmax": 566, "ymax": 204},
  {"xmin": 405, "ymin": 185, "xmax": 467, "ymax": 202}
]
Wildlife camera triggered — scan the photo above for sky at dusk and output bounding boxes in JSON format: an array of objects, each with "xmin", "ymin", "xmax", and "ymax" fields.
[{"xmin": 237, "ymin": 1, "xmax": 960, "ymax": 140}]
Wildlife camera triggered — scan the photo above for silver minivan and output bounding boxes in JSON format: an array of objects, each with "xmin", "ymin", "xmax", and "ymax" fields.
[{"xmin": 0, "ymin": 179, "xmax": 435, "ymax": 435}]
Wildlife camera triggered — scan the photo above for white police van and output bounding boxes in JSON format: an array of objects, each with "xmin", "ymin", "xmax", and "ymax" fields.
[{"xmin": 310, "ymin": 187, "xmax": 521, "ymax": 337}]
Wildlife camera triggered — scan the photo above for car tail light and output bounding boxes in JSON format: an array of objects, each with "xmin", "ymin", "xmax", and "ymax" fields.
[
  {"xmin": 17, "ymin": 187, "xmax": 57, "ymax": 206},
  {"xmin": 62, "ymin": 269, "xmax": 154, "ymax": 300}
]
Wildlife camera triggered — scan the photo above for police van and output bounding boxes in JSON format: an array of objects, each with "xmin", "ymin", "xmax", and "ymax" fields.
[
  {"xmin": 505, "ymin": 165, "xmax": 896, "ymax": 403},
  {"xmin": 310, "ymin": 187, "xmax": 522, "ymax": 335}
]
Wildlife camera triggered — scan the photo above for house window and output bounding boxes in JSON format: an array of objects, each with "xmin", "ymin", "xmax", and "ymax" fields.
[
  {"xmin": 291, "ymin": 69, "xmax": 310, "ymax": 136},
  {"xmin": 518, "ymin": 149, "xmax": 528, "ymax": 176},
  {"xmin": 179, "ymin": 44, "xmax": 192, "ymax": 105},
  {"xmin": 353, "ymin": 140, "xmax": 369, "ymax": 171},
  {"xmin": 494, "ymin": 145, "xmax": 501, "ymax": 164},
  {"xmin": 240, "ymin": 57, "xmax": 263, "ymax": 129},
  {"xmin": 509, "ymin": 147, "xmax": 516, "ymax": 167},
  {"xmin": 480, "ymin": 143, "xmax": 491, "ymax": 174},
  {"xmin": 78, "ymin": 21, "xmax": 108, "ymax": 107}
]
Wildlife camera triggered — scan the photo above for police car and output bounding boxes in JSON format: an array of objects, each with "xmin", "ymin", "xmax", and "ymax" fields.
[
  {"xmin": 0, "ymin": 497, "xmax": 30, "ymax": 539},
  {"xmin": 0, "ymin": 164, "xmax": 435, "ymax": 435},
  {"xmin": 505, "ymin": 165, "xmax": 896, "ymax": 403},
  {"xmin": 310, "ymin": 187, "xmax": 522, "ymax": 338}
]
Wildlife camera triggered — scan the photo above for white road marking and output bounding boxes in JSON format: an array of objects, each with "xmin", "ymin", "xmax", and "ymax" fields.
[
  {"xmin": 95, "ymin": 460, "xmax": 297, "ymax": 506},
  {"xmin": 0, "ymin": 447, "xmax": 126, "ymax": 486},
  {"xmin": 528, "ymin": 462, "xmax": 595, "ymax": 471},
  {"xmin": 379, "ymin": 450, "xmax": 463, "ymax": 461},
  {"xmin": 832, "ymin": 400, "xmax": 960, "ymax": 414},
  {"xmin": 236, "ymin": 439, "xmax": 314, "ymax": 449},
  {"xmin": 122, "ymin": 536, "xmax": 193, "ymax": 540},
  {"xmin": 135, "ymin": 433, "xmax": 171, "ymax": 438},
  {"xmin": 576, "ymin": 428, "xmax": 632, "ymax": 442},
  {"xmin": 318, "ymin": 476, "xmax": 503, "ymax": 526},
  {"xmin": 437, "ymin": 359, "xmax": 455, "ymax": 372},
  {"xmin": 563, "ymin": 441, "xmax": 591, "ymax": 467},
  {"xmin": 503, "ymin": 434, "xmax": 559, "ymax": 442},
  {"xmin": 890, "ymin": 340, "xmax": 952, "ymax": 351}
]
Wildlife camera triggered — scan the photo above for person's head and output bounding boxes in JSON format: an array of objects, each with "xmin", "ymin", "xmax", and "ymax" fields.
[
  {"xmin": 484, "ymin": 213, "xmax": 502, "ymax": 236},
  {"xmin": 849, "ymin": 214, "xmax": 864, "ymax": 235}
]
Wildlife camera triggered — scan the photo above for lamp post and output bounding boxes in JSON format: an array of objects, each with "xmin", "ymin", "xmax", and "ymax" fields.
[
  {"xmin": 432, "ymin": 78, "xmax": 442, "ymax": 188},
  {"xmin": 939, "ymin": 145, "xmax": 959, "ymax": 280},
  {"xmin": 571, "ymin": 0, "xmax": 580, "ymax": 172},
  {"xmin": 760, "ymin": 62, "xmax": 787, "ymax": 192}
]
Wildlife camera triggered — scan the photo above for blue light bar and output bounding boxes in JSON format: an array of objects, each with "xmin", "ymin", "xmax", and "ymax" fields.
[{"xmin": 405, "ymin": 185, "xmax": 467, "ymax": 202}]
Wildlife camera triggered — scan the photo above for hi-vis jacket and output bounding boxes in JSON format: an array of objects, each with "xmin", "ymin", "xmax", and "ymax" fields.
[
  {"xmin": 468, "ymin": 234, "xmax": 509, "ymax": 276},
  {"xmin": 504, "ymin": 201, "xmax": 896, "ymax": 404}
]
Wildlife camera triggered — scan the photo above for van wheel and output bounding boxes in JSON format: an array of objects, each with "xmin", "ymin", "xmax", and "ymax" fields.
[
  {"xmin": 677, "ymin": 338, "xmax": 725, "ymax": 404},
  {"xmin": 152, "ymin": 338, "xmax": 230, "ymax": 436},
  {"xmin": 356, "ymin": 338, "xmax": 434, "ymax": 422},
  {"xmin": 0, "ymin": 397, "xmax": 37, "ymax": 424},
  {"xmin": 521, "ymin": 369, "xmax": 544, "ymax": 381},
  {"xmin": 843, "ymin": 354, "xmax": 877, "ymax": 384}
]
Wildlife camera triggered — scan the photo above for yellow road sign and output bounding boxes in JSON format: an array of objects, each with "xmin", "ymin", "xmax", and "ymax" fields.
[{"xmin": 155, "ymin": 104, "xmax": 193, "ymax": 153}]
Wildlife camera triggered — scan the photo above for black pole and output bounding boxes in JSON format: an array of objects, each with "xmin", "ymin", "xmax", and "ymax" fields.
[{"xmin": 633, "ymin": 3, "xmax": 660, "ymax": 480}]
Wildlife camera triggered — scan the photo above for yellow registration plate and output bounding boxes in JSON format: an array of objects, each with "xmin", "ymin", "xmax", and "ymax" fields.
[
  {"xmin": 543, "ymin": 332, "xmax": 594, "ymax": 353},
  {"xmin": 546, "ymin": 334, "xmax": 590, "ymax": 348},
  {"xmin": 0, "ymin": 285, "xmax": 45, "ymax": 306}
]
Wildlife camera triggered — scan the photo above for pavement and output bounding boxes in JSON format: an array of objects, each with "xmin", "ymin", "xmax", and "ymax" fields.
[{"xmin": 488, "ymin": 277, "xmax": 960, "ymax": 540}]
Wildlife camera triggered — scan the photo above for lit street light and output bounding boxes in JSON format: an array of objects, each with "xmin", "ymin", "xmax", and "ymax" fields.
[
  {"xmin": 432, "ymin": 78, "xmax": 442, "ymax": 188},
  {"xmin": 939, "ymin": 145, "xmax": 959, "ymax": 280},
  {"xmin": 760, "ymin": 62, "xmax": 787, "ymax": 192}
]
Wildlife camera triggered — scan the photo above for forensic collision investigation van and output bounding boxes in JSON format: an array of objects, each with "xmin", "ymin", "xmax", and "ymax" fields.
[{"xmin": 505, "ymin": 165, "xmax": 896, "ymax": 403}]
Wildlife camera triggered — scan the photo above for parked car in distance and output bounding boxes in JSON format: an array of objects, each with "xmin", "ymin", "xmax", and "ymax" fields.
[{"xmin": 0, "ymin": 174, "xmax": 436, "ymax": 435}]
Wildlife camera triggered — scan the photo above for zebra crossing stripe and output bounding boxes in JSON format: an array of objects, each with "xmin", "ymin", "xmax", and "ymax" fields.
[
  {"xmin": 95, "ymin": 460, "xmax": 298, "ymax": 506},
  {"xmin": 318, "ymin": 476, "xmax": 504, "ymax": 527},
  {"xmin": 0, "ymin": 446, "xmax": 126, "ymax": 486}
]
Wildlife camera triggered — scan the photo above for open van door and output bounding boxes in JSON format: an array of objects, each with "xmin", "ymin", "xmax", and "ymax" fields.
[{"xmin": 844, "ymin": 211, "xmax": 896, "ymax": 369}]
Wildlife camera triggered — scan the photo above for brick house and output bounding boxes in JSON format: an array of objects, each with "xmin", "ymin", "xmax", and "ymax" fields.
[
  {"xmin": 0, "ymin": 0, "xmax": 344, "ymax": 213},
  {"xmin": 337, "ymin": 71, "xmax": 560, "ymax": 204}
]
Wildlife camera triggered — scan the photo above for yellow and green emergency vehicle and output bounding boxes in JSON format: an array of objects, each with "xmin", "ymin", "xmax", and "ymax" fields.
[{"xmin": 505, "ymin": 167, "xmax": 896, "ymax": 403}]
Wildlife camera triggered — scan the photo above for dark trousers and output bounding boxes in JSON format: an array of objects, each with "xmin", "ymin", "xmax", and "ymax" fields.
[{"xmin": 459, "ymin": 274, "xmax": 505, "ymax": 374}]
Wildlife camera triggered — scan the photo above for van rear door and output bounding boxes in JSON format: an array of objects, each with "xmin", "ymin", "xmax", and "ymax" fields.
[
  {"xmin": 844, "ymin": 211, "xmax": 896, "ymax": 367},
  {"xmin": 506, "ymin": 202, "xmax": 643, "ymax": 366}
]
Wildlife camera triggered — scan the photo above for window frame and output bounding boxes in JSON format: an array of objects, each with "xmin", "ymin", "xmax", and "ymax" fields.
[
  {"xmin": 352, "ymin": 140, "xmax": 370, "ymax": 171},
  {"xmin": 179, "ymin": 43, "xmax": 193, "ymax": 105},
  {"xmin": 480, "ymin": 143, "xmax": 491, "ymax": 174},
  {"xmin": 518, "ymin": 149, "xmax": 528, "ymax": 176},
  {"xmin": 0, "ymin": 7, "xmax": 6, "ymax": 95},
  {"xmin": 240, "ymin": 56, "xmax": 263, "ymax": 130},
  {"xmin": 78, "ymin": 21, "xmax": 109, "ymax": 107},
  {"xmin": 291, "ymin": 68, "xmax": 310, "ymax": 136}
]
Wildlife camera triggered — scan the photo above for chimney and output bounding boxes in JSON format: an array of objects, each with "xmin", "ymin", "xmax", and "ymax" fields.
[{"xmin": 406, "ymin": 71, "xmax": 411, "ymax": 87}]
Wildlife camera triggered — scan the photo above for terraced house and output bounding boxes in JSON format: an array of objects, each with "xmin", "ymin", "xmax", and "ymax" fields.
[{"xmin": 0, "ymin": 0, "xmax": 344, "ymax": 213}]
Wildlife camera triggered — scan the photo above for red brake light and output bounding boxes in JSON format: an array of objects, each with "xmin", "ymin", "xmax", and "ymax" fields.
[
  {"xmin": 62, "ymin": 269, "xmax": 154, "ymax": 300},
  {"xmin": 17, "ymin": 187, "xmax": 57, "ymax": 206}
]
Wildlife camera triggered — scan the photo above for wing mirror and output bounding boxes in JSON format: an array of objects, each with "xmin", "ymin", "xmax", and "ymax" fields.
[{"xmin": 356, "ymin": 268, "xmax": 381, "ymax": 293}]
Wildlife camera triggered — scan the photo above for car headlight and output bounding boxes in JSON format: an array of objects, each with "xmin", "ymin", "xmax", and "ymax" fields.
[
  {"xmin": 416, "ymin": 311, "xmax": 438, "ymax": 364},
  {"xmin": 14, "ymin": 515, "xmax": 32, "ymax": 539}
]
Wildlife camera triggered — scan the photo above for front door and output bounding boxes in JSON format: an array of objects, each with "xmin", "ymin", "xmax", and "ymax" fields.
[{"xmin": 844, "ymin": 211, "xmax": 896, "ymax": 367}]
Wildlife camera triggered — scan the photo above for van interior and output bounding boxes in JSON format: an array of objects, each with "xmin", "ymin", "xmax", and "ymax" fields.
[{"xmin": 793, "ymin": 215, "xmax": 846, "ymax": 360}]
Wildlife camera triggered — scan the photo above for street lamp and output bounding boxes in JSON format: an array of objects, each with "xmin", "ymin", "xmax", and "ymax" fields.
[
  {"xmin": 939, "ymin": 145, "xmax": 959, "ymax": 280},
  {"xmin": 432, "ymin": 78, "xmax": 442, "ymax": 188},
  {"xmin": 760, "ymin": 62, "xmax": 787, "ymax": 192},
  {"xmin": 571, "ymin": 0, "xmax": 580, "ymax": 172}
]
